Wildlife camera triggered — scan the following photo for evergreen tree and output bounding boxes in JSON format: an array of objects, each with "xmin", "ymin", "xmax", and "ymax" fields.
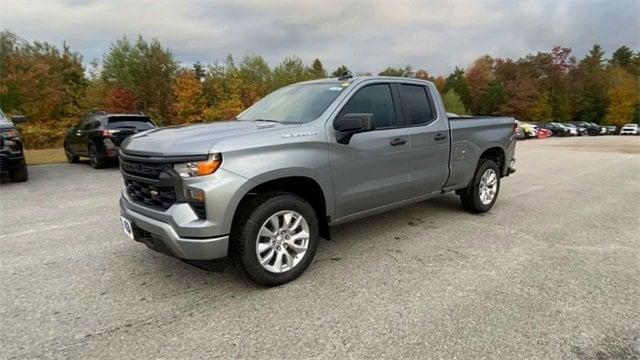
[
  {"xmin": 574, "ymin": 45, "xmax": 609, "ymax": 123},
  {"xmin": 442, "ymin": 89, "xmax": 467, "ymax": 115},
  {"xmin": 444, "ymin": 68, "xmax": 472, "ymax": 112},
  {"xmin": 331, "ymin": 65, "xmax": 350, "ymax": 77},
  {"xmin": 309, "ymin": 58, "xmax": 327, "ymax": 79}
]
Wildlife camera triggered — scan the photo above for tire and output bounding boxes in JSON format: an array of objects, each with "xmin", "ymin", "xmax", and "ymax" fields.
[
  {"xmin": 9, "ymin": 161, "xmax": 28, "ymax": 182},
  {"xmin": 64, "ymin": 143, "xmax": 79, "ymax": 163},
  {"xmin": 459, "ymin": 159, "xmax": 500, "ymax": 213},
  {"xmin": 231, "ymin": 191, "xmax": 320, "ymax": 286},
  {"xmin": 88, "ymin": 144, "xmax": 107, "ymax": 169}
]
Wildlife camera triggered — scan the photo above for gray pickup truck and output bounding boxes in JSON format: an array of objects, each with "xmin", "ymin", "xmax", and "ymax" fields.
[{"xmin": 119, "ymin": 76, "xmax": 516, "ymax": 285}]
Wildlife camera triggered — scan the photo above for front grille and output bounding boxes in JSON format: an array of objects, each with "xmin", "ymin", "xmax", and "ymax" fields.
[
  {"xmin": 125, "ymin": 179, "xmax": 176, "ymax": 210},
  {"xmin": 120, "ymin": 158, "xmax": 167, "ymax": 180},
  {"xmin": 120, "ymin": 153, "xmax": 207, "ymax": 219}
]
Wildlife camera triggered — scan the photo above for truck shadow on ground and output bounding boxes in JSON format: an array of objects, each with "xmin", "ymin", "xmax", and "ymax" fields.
[{"xmin": 138, "ymin": 193, "xmax": 466, "ymax": 290}]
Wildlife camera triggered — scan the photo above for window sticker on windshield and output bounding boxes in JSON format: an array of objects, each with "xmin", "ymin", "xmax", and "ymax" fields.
[
  {"xmin": 341, "ymin": 82, "xmax": 350, "ymax": 87},
  {"xmin": 328, "ymin": 86, "xmax": 343, "ymax": 91}
]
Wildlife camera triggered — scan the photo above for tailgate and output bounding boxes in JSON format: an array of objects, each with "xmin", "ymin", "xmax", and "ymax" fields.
[{"xmin": 107, "ymin": 116, "xmax": 155, "ymax": 146}]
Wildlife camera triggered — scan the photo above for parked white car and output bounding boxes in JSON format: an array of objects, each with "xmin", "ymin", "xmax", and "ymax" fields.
[
  {"xmin": 553, "ymin": 122, "xmax": 577, "ymax": 136},
  {"xmin": 619, "ymin": 124, "xmax": 639, "ymax": 135}
]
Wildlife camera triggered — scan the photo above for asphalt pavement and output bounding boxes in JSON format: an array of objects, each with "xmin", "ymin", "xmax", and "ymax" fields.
[{"xmin": 1, "ymin": 136, "xmax": 639, "ymax": 359}]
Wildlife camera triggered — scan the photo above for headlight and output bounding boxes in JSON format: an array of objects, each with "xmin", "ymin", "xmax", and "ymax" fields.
[
  {"xmin": 0, "ymin": 129, "xmax": 20, "ymax": 139},
  {"xmin": 173, "ymin": 154, "xmax": 221, "ymax": 178}
]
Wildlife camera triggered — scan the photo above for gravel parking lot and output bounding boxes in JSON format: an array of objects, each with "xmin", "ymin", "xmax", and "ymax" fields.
[{"xmin": 1, "ymin": 136, "xmax": 639, "ymax": 359}]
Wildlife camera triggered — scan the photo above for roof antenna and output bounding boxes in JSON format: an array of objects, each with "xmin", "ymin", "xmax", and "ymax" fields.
[{"xmin": 338, "ymin": 71, "xmax": 353, "ymax": 81}]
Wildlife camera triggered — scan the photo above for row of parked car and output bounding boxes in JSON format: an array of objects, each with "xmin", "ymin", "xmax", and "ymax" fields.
[
  {"xmin": 515, "ymin": 120, "xmax": 640, "ymax": 139},
  {"xmin": 0, "ymin": 109, "xmax": 157, "ymax": 183}
]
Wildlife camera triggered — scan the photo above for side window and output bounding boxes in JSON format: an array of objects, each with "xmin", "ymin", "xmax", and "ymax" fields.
[
  {"xmin": 84, "ymin": 118, "xmax": 98, "ymax": 130},
  {"xmin": 399, "ymin": 84, "xmax": 434, "ymax": 125},
  {"xmin": 76, "ymin": 118, "xmax": 89, "ymax": 131},
  {"xmin": 339, "ymin": 84, "xmax": 396, "ymax": 128}
]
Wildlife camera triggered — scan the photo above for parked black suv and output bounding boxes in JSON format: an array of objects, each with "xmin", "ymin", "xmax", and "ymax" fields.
[
  {"xmin": 0, "ymin": 109, "xmax": 28, "ymax": 182},
  {"xmin": 570, "ymin": 121, "xmax": 600, "ymax": 136},
  {"xmin": 64, "ymin": 111, "xmax": 156, "ymax": 168}
]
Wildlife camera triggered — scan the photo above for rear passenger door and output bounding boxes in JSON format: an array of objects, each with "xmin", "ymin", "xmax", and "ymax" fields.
[
  {"xmin": 398, "ymin": 83, "xmax": 450, "ymax": 196},
  {"xmin": 330, "ymin": 83, "xmax": 412, "ymax": 218},
  {"xmin": 70, "ymin": 117, "xmax": 89, "ymax": 153}
]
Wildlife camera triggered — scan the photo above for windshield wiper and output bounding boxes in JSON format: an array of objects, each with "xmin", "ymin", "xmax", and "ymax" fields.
[{"xmin": 253, "ymin": 119, "xmax": 280, "ymax": 123}]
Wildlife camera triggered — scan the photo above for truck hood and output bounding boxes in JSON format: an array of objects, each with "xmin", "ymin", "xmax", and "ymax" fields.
[{"xmin": 121, "ymin": 120, "xmax": 295, "ymax": 156}]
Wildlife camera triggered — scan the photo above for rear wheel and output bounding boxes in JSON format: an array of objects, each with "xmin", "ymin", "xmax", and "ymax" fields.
[
  {"xmin": 88, "ymin": 144, "xmax": 106, "ymax": 169},
  {"xmin": 9, "ymin": 161, "xmax": 28, "ymax": 182},
  {"xmin": 460, "ymin": 159, "xmax": 500, "ymax": 213},
  {"xmin": 231, "ymin": 192, "xmax": 319, "ymax": 286},
  {"xmin": 64, "ymin": 143, "xmax": 79, "ymax": 163}
]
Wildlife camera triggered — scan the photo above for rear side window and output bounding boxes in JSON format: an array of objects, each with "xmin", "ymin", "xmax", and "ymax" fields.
[
  {"xmin": 108, "ymin": 116, "xmax": 155, "ymax": 130},
  {"xmin": 83, "ymin": 118, "xmax": 99, "ymax": 130},
  {"xmin": 399, "ymin": 85, "xmax": 434, "ymax": 125},
  {"xmin": 339, "ymin": 84, "xmax": 396, "ymax": 128}
]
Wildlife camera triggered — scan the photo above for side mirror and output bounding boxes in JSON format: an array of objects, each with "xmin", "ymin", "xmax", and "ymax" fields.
[
  {"xmin": 335, "ymin": 113, "xmax": 375, "ymax": 144},
  {"xmin": 11, "ymin": 115, "xmax": 26, "ymax": 124}
]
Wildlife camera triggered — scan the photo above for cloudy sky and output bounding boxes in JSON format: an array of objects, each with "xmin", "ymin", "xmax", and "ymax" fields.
[{"xmin": 2, "ymin": 0, "xmax": 639, "ymax": 75}]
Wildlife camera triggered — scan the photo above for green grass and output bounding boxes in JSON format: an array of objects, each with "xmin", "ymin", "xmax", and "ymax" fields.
[{"xmin": 24, "ymin": 148, "xmax": 66, "ymax": 165}]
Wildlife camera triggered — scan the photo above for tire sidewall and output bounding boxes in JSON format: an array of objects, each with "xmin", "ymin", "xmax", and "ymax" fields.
[
  {"xmin": 9, "ymin": 161, "xmax": 28, "ymax": 182},
  {"xmin": 236, "ymin": 194, "xmax": 319, "ymax": 286},
  {"xmin": 470, "ymin": 160, "xmax": 500, "ymax": 212},
  {"xmin": 89, "ymin": 145, "xmax": 97, "ymax": 167},
  {"xmin": 64, "ymin": 143, "xmax": 76, "ymax": 163}
]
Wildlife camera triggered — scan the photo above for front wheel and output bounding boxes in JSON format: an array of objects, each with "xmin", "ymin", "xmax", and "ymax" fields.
[
  {"xmin": 459, "ymin": 159, "xmax": 500, "ymax": 213},
  {"xmin": 9, "ymin": 161, "xmax": 28, "ymax": 182},
  {"xmin": 65, "ymin": 143, "xmax": 79, "ymax": 163},
  {"xmin": 231, "ymin": 192, "xmax": 319, "ymax": 286}
]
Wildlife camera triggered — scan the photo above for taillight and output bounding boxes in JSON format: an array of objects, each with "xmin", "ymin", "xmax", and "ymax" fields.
[
  {"xmin": 512, "ymin": 122, "xmax": 517, "ymax": 134},
  {"xmin": 100, "ymin": 129, "xmax": 113, "ymax": 137}
]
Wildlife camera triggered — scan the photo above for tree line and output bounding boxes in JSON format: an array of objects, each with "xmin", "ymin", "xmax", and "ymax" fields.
[{"xmin": 0, "ymin": 31, "xmax": 638, "ymax": 149}]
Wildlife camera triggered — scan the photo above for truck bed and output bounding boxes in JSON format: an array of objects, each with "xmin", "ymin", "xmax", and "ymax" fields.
[{"xmin": 445, "ymin": 116, "xmax": 516, "ymax": 190}]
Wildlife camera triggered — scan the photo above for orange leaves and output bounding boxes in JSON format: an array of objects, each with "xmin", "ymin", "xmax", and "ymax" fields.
[
  {"xmin": 171, "ymin": 70, "xmax": 206, "ymax": 124},
  {"xmin": 104, "ymin": 87, "xmax": 138, "ymax": 113}
]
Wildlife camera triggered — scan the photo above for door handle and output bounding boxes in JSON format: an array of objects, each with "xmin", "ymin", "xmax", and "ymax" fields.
[
  {"xmin": 390, "ymin": 138, "xmax": 407, "ymax": 146},
  {"xmin": 434, "ymin": 133, "xmax": 447, "ymax": 141}
]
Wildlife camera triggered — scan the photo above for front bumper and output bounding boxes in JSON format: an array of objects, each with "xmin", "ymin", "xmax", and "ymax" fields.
[
  {"xmin": 120, "ymin": 195, "xmax": 229, "ymax": 260},
  {"xmin": 0, "ymin": 144, "xmax": 25, "ymax": 171},
  {"xmin": 505, "ymin": 157, "xmax": 516, "ymax": 176}
]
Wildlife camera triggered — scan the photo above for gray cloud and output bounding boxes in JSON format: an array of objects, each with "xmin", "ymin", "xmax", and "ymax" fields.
[{"xmin": 2, "ymin": 0, "xmax": 639, "ymax": 75}]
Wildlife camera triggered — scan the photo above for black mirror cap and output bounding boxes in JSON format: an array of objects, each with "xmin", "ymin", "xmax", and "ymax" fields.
[
  {"xmin": 11, "ymin": 115, "xmax": 26, "ymax": 124},
  {"xmin": 335, "ymin": 113, "xmax": 375, "ymax": 144},
  {"xmin": 335, "ymin": 113, "xmax": 375, "ymax": 132}
]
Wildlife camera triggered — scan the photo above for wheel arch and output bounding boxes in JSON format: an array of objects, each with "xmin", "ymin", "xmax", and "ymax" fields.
[
  {"xmin": 230, "ymin": 173, "xmax": 332, "ymax": 240},
  {"xmin": 478, "ymin": 145, "xmax": 506, "ymax": 176}
]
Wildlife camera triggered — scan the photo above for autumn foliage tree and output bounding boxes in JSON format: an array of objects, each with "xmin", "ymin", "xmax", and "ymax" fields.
[
  {"xmin": 104, "ymin": 87, "xmax": 138, "ymax": 113},
  {"xmin": 172, "ymin": 70, "xmax": 206, "ymax": 124},
  {"xmin": 0, "ymin": 31, "xmax": 86, "ymax": 148},
  {"xmin": 101, "ymin": 36, "xmax": 178, "ymax": 125},
  {"xmin": 605, "ymin": 66, "xmax": 640, "ymax": 126},
  {"xmin": 465, "ymin": 55, "xmax": 494, "ymax": 114}
]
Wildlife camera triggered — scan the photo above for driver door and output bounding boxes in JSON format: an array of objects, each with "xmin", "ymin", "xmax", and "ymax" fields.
[{"xmin": 329, "ymin": 83, "xmax": 412, "ymax": 219}]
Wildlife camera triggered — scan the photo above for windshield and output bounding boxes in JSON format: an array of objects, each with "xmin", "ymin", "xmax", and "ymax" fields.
[
  {"xmin": 237, "ymin": 82, "xmax": 346, "ymax": 124},
  {"xmin": 108, "ymin": 116, "xmax": 155, "ymax": 130}
]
